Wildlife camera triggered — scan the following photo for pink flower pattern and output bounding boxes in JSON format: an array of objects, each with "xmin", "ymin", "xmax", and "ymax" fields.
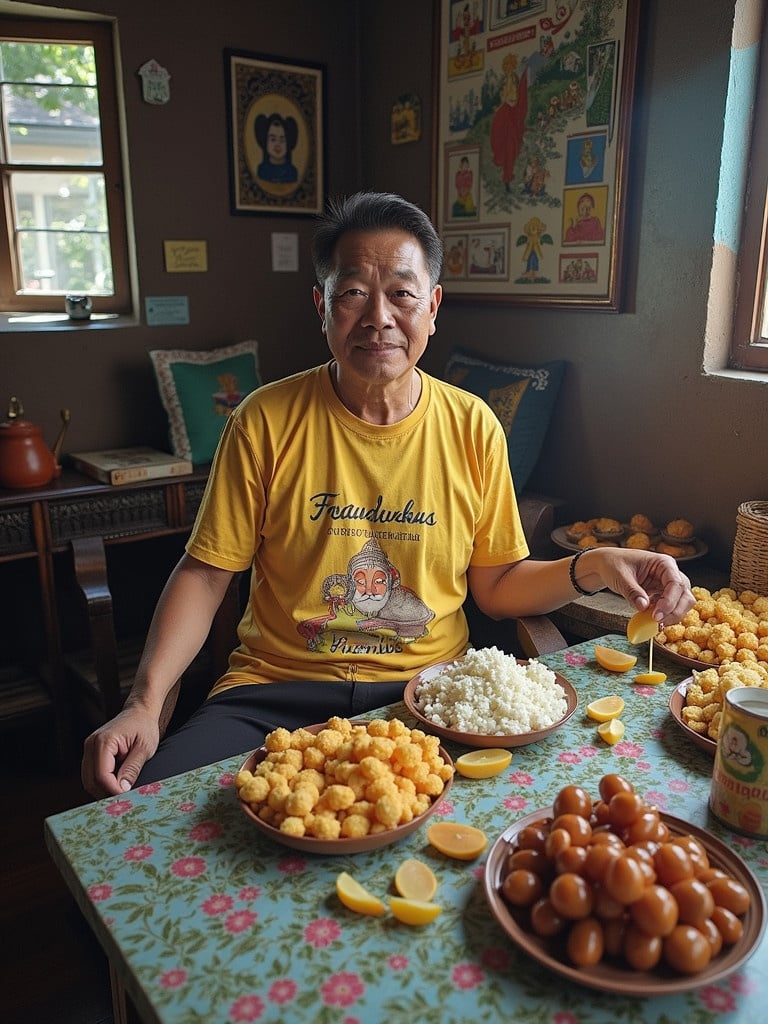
[
  {"xmin": 87, "ymin": 883, "xmax": 112, "ymax": 902},
  {"xmin": 229, "ymin": 994, "xmax": 265, "ymax": 1021},
  {"xmin": 124, "ymin": 845, "xmax": 153, "ymax": 861},
  {"xmin": 452, "ymin": 962, "xmax": 484, "ymax": 989},
  {"xmin": 137, "ymin": 782, "xmax": 162, "ymax": 796},
  {"xmin": 201, "ymin": 893, "xmax": 234, "ymax": 915},
  {"xmin": 170, "ymin": 856, "xmax": 207, "ymax": 878},
  {"xmin": 159, "ymin": 969, "xmax": 187, "ymax": 989},
  {"xmin": 105, "ymin": 800, "xmax": 132, "ymax": 817},
  {"xmin": 224, "ymin": 909, "xmax": 257, "ymax": 933},
  {"xmin": 321, "ymin": 972, "xmax": 364, "ymax": 1008},
  {"xmin": 268, "ymin": 979, "xmax": 297, "ymax": 1004},
  {"xmin": 304, "ymin": 917, "xmax": 341, "ymax": 947},
  {"xmin": 188, "ymin": 821, "xmax": 223, "ymax": 842},
  {"xmin": 388, "ymin": 955, "xmax": 408, "ymax": 970}
]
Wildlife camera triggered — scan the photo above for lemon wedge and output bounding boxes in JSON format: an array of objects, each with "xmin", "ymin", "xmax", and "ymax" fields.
[
  {"xmin": 597, "ymin": 719, "xmax": 625, "ymax": 745},
  {"xmin": 389, "ymin": 897, "xmax": 443, "ymax": 925},
  {"xmin": 455, "ymin": 748, "xmax": 512, "ymax": 779},
  {"xmin": 394, "ymin": 858, "xmax": 438, "ymax": 901},
  {"xmin": 594, "ymin": 645, "xmax": 637, "ymax": 672},
  {"xmin": 627, "ymin": 609, "xmax": 660, "ymax": 645},
  {"xmin": 634, "ymin": 671, "xmax": 667, "ymax": 685},
  {"xmin": 427, "ymin": 821, "xmax": 488, "ymax": 860},
  {"xmin": 586, "ymin": 695, "xmax": 625, "ymax": 722},
  {"xmin": 335, "ymin": 871, "xmax": 386, "ymax": 916}
]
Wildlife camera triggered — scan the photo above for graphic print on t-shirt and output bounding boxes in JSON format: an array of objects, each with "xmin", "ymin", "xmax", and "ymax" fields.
[{"xmin": 297, "ymin": 538, "xmax": 435, "ymax": 654}]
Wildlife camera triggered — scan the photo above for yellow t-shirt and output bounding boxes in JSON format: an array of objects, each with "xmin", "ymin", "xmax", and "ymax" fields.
[{"xmin": 187, "ymin": 363, "xmax": 528, "ymax": 692}]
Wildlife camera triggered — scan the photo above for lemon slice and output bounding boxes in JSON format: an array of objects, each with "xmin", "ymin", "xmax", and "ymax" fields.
[
  {"xmin": 586, "ymin": 695, "xmax": 625, "ymax": 722},
  {"xmin": 597, "ymin": 719, "xmax": 625, "ymax": 745},
  {"xmin": 627, "ymin": 609, "xmax": 660, "ymax": 645},
  {"xmin": 594, "ymin": 645, "xmax": 637, "ymax": 672},
  {"xmin": 634, "ymin": 671, "xmax": 667, "ymax": 685},
  {"xmin": 427, "ymin": 821, "xmax": 488, "ymax": 860},
  {"xmin": 455, "ymin": 748, "xmax": 512, "ymax": 779},
  {"xmin": 394, "ymin": 858, "xmax": 438, "ymax": 901},
  {"xmin": 389, "ymin": 897, "xmax": 443, "ymax": 925},
  {"xmin": 335, "ymin": 871, "xmax": 386, "ymax": 916}
]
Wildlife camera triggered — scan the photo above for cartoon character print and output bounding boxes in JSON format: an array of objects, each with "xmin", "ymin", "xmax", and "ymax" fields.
[
  {"xmin": 722, "ymin": 724, "xmax": 753, "ymax": 768},
  {"xmin": 297, "ymin": 538, "xmax": 435, "ymax": 651}
]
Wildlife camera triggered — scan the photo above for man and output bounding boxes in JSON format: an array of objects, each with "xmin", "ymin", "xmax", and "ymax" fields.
[{"xmin": 81, "ymin": 191, "xmax": 694, "ymax": 798}]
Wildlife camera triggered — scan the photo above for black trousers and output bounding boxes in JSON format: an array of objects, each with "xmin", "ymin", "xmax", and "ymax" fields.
[{"xmin": 135, "ymin": 680, "xmax": 407, "ymax": 785}]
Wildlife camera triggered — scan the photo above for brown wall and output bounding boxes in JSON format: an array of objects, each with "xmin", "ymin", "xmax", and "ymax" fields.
[
  {"xmin": 1, "ymin": 0, "xmax": 360, "ymax": 452},
  {"xmin": 2, "ymin": 0, "xmax": 766, "ymax": 571}
]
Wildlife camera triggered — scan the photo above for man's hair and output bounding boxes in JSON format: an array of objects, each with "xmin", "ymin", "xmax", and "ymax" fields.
[{"xmin": 311, "ymin": 191, "xmax": 444, "ymax": 289}]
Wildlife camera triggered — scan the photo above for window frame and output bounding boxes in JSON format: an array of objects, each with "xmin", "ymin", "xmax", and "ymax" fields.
[
  {"xmin": 732, "ymin": 21, "xmax": 768, "ymax": 371},
  {"xmin": 0, "ymin": 15, "xmax": 131, "ymax": 314}
]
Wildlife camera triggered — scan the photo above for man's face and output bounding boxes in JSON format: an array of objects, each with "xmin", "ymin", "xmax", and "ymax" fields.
[{"xmin": 313, "ymin": 229, "xmax": 441, "ymax": 387}]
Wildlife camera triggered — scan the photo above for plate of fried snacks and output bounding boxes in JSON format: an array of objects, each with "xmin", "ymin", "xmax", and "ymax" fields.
[
  {"xmin": 483, "ymin": 774, "xmax": 766, "ymax": 995},
  {"xmin": 654, "ymin": 585, "xmax": 768, "ymax": 670},
  {"xmin": 234, "ymin": 717, "xmax": 454, "ymax": 854},
  {"xmin": 668, "ymin": 661, "xmax": 768, "ymax": 755},
  {"xmin": 553, "ymin": 516, "xmax": 707, "ymax": 562},
  {"xmin": 668, "ymin": 678, "xmax": 717, "ymax": 755}
]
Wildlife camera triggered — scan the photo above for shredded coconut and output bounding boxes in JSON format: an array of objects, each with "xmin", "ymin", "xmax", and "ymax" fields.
[{"xmin": 414, "ymin": 646, "xmax": 567, "ymax": 735}]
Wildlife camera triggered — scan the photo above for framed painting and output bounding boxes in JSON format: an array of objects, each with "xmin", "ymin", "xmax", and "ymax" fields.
[
  {"xmin": 434, "ymin": 0, "xmax": 640, "ymax": 308},
  {"xmin": 224, "ymin": 50, "xmax": 326, "ymax": 216}
]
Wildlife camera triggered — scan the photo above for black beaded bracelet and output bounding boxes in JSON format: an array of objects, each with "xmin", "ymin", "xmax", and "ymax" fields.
[{"xmin": 569, "ymin": 549, "xmax": 603, "ymax": 596}]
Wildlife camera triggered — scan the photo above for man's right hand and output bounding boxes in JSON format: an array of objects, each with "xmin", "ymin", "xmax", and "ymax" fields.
[{"xmin": 81, "ymin": 704, "xmax": 161, "ymax": 798}]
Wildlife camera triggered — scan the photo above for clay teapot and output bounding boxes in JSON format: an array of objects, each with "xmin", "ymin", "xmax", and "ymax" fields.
[{"xmin": 0, "ymin": 397, "xmax": 70, "ymax": 489}]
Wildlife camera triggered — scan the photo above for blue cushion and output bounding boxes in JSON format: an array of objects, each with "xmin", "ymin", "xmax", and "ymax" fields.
[
  {"xmin": 444, "ymin": 350, "xmax": 564, "ymax": 492},
  {"xmin": 150, "ymin": 340, "xmax": 261, "ymax": 463}
]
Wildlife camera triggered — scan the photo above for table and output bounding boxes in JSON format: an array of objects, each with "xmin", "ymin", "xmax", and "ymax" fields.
[{"xmin": 44, "ymin": 637, "xmax": 768, "ymax": 1024}]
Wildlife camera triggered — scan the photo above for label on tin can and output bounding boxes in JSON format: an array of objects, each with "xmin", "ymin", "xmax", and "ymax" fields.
[{"xmin": 709, "ymin": 686, "xmax": 768, "ymax": 838}]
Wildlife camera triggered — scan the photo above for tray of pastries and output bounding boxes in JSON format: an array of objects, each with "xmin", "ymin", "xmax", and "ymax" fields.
[{"xmin": 552, "ymin": 515, "xmax": 707, "ymax": 562}]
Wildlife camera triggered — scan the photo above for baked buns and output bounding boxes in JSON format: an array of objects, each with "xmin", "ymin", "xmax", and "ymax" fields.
[
  {"xmin": 664, "ymin": 518, "xmax": 695, "ymax": 541},
  {"xmin": 629, "ymin": 514, "xmax": 655, "ymax": 535},
  {"xmin": 626, "ymin": 531, "xmax": 652, "ymax": 550}
]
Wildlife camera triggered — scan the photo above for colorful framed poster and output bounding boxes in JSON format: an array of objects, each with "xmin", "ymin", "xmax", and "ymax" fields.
[
  {"xmin": 224, "ymin": 50, "xmax": 325, "ymax": 216},
  {"xmin": 434, "ymin": 0, "xmax": 640, "ymax": 308}
]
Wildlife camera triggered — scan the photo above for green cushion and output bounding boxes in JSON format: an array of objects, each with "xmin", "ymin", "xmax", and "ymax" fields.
[
  {"xmin": 445, "ymin": 349, "xmax": 564, "ymax": 493},
  {"xmin": 149, "ymin": 341, "xmax": 261, "ymax": 463}
]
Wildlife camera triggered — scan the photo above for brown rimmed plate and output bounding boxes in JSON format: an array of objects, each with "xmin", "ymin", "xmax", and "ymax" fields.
[
  {"xmin": 668, "ymin": 677, "xmax": 717, "ymax": 756},
  {"xmin": 236, "ymin": 721, "xmax": 453, "ymax": 854},
  {"xmin": 403, "ymin": 660, "xmax": 577, "ymax": 749},
  {"xmin": 483, "ymin": 808, "xmax": 766, "ymax": 995},
  {"xmin": 653, "ymin": 638, "xmax": 713, "ymax": 671},
  {"xmin": 551, "ymin": 527, "xmax": 708, "ymax": 562}
]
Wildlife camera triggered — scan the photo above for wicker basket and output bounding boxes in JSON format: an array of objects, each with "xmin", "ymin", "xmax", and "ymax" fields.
[{"xmin": 731, "ymin": 501, "xmax": 768, "ymax": 595}]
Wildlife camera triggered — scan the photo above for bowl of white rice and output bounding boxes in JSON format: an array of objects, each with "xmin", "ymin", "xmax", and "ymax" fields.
[{"xmin": 403, "ymin": 647, "xmax": 578, "ymax": 748}]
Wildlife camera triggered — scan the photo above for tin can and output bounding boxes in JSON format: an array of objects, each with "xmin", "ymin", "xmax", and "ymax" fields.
[{"xmin": 709, "ymin": 686, "xmax": 768, "ymax": 838}]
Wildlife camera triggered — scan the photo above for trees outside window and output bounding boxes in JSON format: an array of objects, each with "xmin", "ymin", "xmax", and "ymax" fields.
[{"xmin": 0, "ymin": 16, "xmax": 131, "ymax": 314}]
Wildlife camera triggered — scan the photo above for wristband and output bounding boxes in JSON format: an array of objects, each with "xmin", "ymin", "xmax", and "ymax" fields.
[{"xmin": 569, "ymin": 549, "xmax": 603, "ymax": 596}]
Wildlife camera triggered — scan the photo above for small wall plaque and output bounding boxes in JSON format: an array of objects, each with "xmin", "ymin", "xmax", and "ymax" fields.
[
  {"xmin": 138, "ymin": 59, "xmax": 171, "ymax": 105},
  {"xmin": 163, "ymin": 240, "xmax": 208, "ymax": 273}
]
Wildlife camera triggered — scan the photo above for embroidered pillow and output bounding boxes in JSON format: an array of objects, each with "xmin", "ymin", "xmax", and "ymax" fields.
[
  {"xmin": 150, "ymin": 340, "xmax": 261, "ymax": 463},
  {"xmin": 445, "ymin": 349, "xmax": 565, "ymax": 492}
]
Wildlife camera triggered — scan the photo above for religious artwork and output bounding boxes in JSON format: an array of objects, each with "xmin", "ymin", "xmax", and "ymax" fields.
[
  {"xmin": 224, "ymin": 50, "xmax": 325, "ymax": 216},
  {"xmin": 435, "ymin": 0, "xmax": 640, "ymax": 307}
]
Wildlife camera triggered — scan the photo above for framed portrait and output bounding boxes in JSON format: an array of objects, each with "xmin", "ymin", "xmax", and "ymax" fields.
[
  {"xmin": 224, "ymin": 50, "xmax": 326, "ymax": 216},
  {"xmin": 434, "ymin": 0, "xmax": 640, "ymax": 308}
]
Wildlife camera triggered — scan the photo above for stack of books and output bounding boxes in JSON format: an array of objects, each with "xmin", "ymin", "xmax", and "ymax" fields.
[{"xmin": 68, "ymin": 446, "xmax": 193, "ymax": 485}]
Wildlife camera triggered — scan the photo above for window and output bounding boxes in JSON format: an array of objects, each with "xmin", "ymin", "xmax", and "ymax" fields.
[
  {"xmin": 732, "ymin": 17, "xmax": 768, "ymax": 371},
  {"xmin": 0, "ymin": 15, "xmax": 131, "ymax": 314}
]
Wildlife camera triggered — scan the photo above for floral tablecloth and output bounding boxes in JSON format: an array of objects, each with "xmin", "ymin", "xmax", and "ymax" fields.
[{"xmin": 45, "ymin": 637, "xmax": 768, "ymax": 1024}]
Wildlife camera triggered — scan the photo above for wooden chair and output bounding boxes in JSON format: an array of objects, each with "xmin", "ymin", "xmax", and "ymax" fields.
[{"xmin": 67, "ymin": 494, "xmax": 567, "ymax": 731}]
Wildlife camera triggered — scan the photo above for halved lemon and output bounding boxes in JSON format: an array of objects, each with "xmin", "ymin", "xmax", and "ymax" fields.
[
  {"xmin": 586, "ymin": 695, "xmax": 625, "ymax": 722},
  {"xmin": 394, "ymin": 858, "xmax": 438, "ymax": 901},
  {"xmin": 634, "ymin": 671, "xmax": 667, "ymax": 686},
  {"xmin": 594, "ymin": 645, "xmax": 637, "ymax": 672},
  {"xmin": 627, "ymin": 609, "xmax": 660, "ymax": 645},
  {"xmin": 455, "ymin": 748, "xmax": 512, "ymax": 779},
  {"xmin": 335, "ymin": 871, "xmax": 386, "ymax": 916},
  {"xmin": 389, "ymin": 897, "xmax": 443, "ymax": 925},
  {"xmin": 427, "ymin": 821, "xmax": 488, "ymax": 860},
  {"xmin": 597, "ymin": 719, "xmax": 625, "ymax": 745}
]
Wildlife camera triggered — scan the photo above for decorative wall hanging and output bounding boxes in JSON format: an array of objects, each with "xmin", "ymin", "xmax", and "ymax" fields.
[
  {"xmin": 224, "ymin": 50, "xmax": 326, "ymax": 216},
  {"xmin": 434, "ymin": 0, "xmax": 640, "ymax": 309},
  {"xmin": 391, "ymin": 94, "xmax": 422, "ymax": 144}
]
